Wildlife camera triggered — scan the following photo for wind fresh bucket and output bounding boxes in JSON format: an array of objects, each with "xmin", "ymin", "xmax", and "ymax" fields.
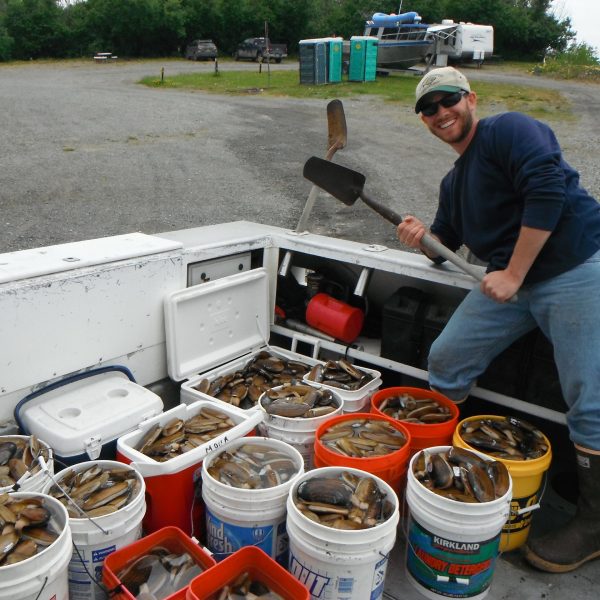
[
  {"xmin": 0, "ymin": 492, "xmax": 72, "ymax": 600},
  {"xmin": 405, "ymin": 446, "xmax": 512, "ymax": 600},
  {"xmin": 453, "ymin": 415, "xmax": 552, "ymax": 551},
  {"xmin": 201, "ymin": 437, "xmax": 304, "ymax": 565},
  {"xmin": 286, "ymin": 466, "xmax": 399, "ymax": 600},
  {"xmin": 42, "ymin": 459, "xmax": 146, "ymax": 600}
]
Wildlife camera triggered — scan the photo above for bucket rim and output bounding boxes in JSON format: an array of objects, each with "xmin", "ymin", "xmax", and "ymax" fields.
[
  {"xmin": 407, "ymin": 445, "xmax": 513, "ymax": 508},
  {"xmin": 287, "ymin": 465, "xmax": 399, "ymax": 537},
  {"xmin": 454, "ymin": 414, "xmax": 552, "ymax": 469},
  {"xmin": 371, "ymin": 386, "xmax": 460, "ymax": 432},
  {"xmin": 202, "ymin": 436, "xmax": 305, "ymax": 494},
  {"xmin": 314, "ymin": 411, "xmax": 412, "ymax": 468},
  {"xmin": 41, "ymin": 459, "xmax": 146, "ymax": 521}
]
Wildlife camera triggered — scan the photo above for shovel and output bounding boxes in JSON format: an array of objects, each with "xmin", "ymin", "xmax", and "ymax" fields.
[
  {"xmin": 279, "ymin": 100, "xmax": 348, "ymax": 278},
  {"xmin": 303, "ymin": 156, "xmax": 485, "ymax": 283},
  {"xmin": 295, "ymin": 100, "xmax": 348, "ymax": 233}
]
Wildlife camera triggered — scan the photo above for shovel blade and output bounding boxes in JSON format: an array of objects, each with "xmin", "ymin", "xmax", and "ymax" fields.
[
  {"xmin": 327, "ymin": 99, "xmax": 347, "ymax": 151},
  {"xmin": 303, "ymin": 156, "xmax": 365, "ymax": 206}
]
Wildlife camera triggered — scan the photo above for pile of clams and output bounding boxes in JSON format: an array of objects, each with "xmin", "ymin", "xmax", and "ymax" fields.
[
  {"xmin": 0, "ymin": 435, "xmax": 51, "ymax": 489},
  {"xmin": 305, "ymin": 359, "xmax": 374, "ymax": 391},
  {"xmin": 458, "ymin": 416, "xmax": 549, "ymax": 460},
  {"xmin": 117, "ymin": 546, "xmax": 206, "ymax": 598},
  {"xmin": 377, "ymin": 393, "xmax": 453, "ymax": 424},
  {"xmin": 260, "ymin": 384, "xmax": 339, "ymax": 419},
  {"xmin": 413, "ymin": 446, "xmax": 510, "ymax": 503},
  {"xmin": 46, "ymin": 464, "xmax": 142, "ymax": 518},
  {"xmin": 207, "ymin": 443, "xmax": 301, "ymax": 490},
  {"xmin": 193, "ymin": 351, "xmax": 311, "ymax": 409},
  {"xmin": 319, "ymin": 417, "xmax": 407, "ymax": 458},
  {"xmin": 210, "ymin": 573, "xmax": 284, "ymax": 600},
  {"xmin": 135, "ymin": 407, "xmax": 236, "ymax": 461},
  {"xmin": 293, "ymin": 472, "xmax": 394, "ymax": 530},
  {"xmin": 0, "ymin": 493, "xmax": 61, "ymax": 566}
]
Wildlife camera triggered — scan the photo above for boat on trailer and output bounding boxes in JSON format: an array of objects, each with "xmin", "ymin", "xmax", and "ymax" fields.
[
  {"xmin": 363, "ymin": 11, "xmax": 434, "ymax": 69},
  {"xmin": 1, "ymin": 217, "xmax": 598, "ymax": 598}
]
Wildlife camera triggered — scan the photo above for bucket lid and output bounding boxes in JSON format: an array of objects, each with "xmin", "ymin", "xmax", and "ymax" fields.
[
  {"xmin": 16, "ymin": 371, "xmax": 163, "ymax": 458},
  {"xmin": 165, "ymin": 268, "xmax": 270, "ymax": 381}
]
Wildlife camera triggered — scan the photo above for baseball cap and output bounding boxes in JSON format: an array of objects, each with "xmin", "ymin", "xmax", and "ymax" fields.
[{"xmin": 415, "ymin": 67, "xmax": 471, "ymax": 114}]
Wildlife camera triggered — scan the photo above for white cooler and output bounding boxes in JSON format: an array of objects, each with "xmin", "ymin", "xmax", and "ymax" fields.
[{"xmin": 164, "ymin": 268, "xmax": 318, "ymax": 411}]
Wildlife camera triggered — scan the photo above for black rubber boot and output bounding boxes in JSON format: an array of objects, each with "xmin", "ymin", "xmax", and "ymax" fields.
[{"xmin": 524, "ymin": 448, "xmax": 600, "ymax": 573}]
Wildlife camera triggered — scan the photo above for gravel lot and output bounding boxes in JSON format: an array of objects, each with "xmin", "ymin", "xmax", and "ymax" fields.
[{"xmin": 1, "ymin": 59, "xmax": 598, "ymax": 253}]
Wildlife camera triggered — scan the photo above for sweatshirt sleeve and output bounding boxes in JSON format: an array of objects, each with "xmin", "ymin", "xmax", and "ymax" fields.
[{"xmin": 490, "ymin": 113, "xmax": 566, "ymax": 231}]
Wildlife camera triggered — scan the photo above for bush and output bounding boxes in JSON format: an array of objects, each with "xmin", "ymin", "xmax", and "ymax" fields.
[{"xmin": 538, "ymin": 42, "xmax": 600, "ymax": 80}]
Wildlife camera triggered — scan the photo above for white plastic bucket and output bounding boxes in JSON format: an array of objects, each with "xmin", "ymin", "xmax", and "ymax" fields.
[
  {"xmin": 405, "ymin": 446, "xmax": 513, "ymax": 600},
  {"xmin": 0, "ymin": 492, "xmax": 72, "ymax": 600},
  {"xmin": 201, "ymin": 437, "xmax": 304, "ymax": 566},
  {"xmin": 42, "ymin": 459, "xmax": 146, "ymax": 600},
  {"xmin": 286, "ymin": 466, "xmax": 399, "ymax": 600},
  {"xmin": 0, "ymin": 435, "xmax": 54, "ymax": 494},
  {"xmin": 303, "ymin": 365, "xmax": 382, "ymax": 413},
  {"xmin": 258, "ymin": 387, "xmax": 343, "ymax": 470}
]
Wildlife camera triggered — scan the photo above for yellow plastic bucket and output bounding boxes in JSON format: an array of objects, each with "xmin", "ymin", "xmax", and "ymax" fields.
[{"xmin": 453, "ymin": 415, "xmax": 552, "ymax": 552}]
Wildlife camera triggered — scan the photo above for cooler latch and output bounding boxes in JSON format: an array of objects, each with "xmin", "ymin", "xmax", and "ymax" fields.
[{"xmin": 84, "ymin": 436, "xmax": 103, "ymax": 460}]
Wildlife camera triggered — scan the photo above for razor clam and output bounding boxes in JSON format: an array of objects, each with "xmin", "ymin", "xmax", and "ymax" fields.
[
  {"xmin": 305, "ymin": 359, "xmax": 373, "ymax": 391},
  {"xmin": 413, "ymin": 446, "xmax": 509, "ymax": 503},
  {"xmin": 192, "ymin": 351, "xmax": 311, "ymax": 410},
  {"xmin": 211, "ymin": 572, "xmax": 285, "ymax": 600},
  {"xmin": 319, "ymin": 417, "xmax": 407, "ymax": 458},
  {"xmin": 378, "ymin": 393, "xmax": 453, "ymax": 424},
  {"xmin": 294, "ymin": 472, "xmax": 392, "ymax": 530},
  {"xmin": 260, "ymin": 384, "xmax": 339, "ymax": 418},
  {"xmin": 0, "ymin": 436, "xmax": 51, "ymax": 489}
]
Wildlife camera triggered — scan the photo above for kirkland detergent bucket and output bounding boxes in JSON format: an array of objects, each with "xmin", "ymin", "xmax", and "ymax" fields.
[
  {"xmin": 201, "ymin": 437, "xmax": 304, "ymax": 565},
  {"xmin": 42, "ymin": 460, "xmax": 146, "ymax": 600},
  {"xmin": 0, "ymin": 492, "xmax": 72, "ymax": 600},
  {"xmin": 405, "ymin": 446, "xmax": 512, "ymax": 600},
  {"xmin": 286, "ymin": 466, "xmax": 399, "ymax": 600},
  {"xmin": 453, "ymin": 415, "xmax": 552, "ymax": 551}
]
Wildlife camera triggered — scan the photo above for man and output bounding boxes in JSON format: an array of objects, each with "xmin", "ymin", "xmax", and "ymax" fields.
[{"xmin": 397, "ymin": 66, "xmax": 600, "ymax": 572}]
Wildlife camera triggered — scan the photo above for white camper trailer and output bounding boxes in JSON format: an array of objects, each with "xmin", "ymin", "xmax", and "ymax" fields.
[{"xmin": 428, "ymin": 20, "xmax": 494, "ymax": 64}]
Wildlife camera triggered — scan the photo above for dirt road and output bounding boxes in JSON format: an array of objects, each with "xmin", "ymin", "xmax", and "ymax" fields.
[{"xmin": 1, "ymin": 60, "xmax": 598, "ymax": 252}]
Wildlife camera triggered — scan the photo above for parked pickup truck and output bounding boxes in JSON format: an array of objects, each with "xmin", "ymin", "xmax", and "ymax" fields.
[{"xmin": 233, "ymin": 37, "xmax": 287, "ymax": 63}]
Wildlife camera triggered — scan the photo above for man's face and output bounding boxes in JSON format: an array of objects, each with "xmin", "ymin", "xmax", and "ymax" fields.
[{"xmin": 419, "ymin": 91, "xmax": 477, "ymax": 149}]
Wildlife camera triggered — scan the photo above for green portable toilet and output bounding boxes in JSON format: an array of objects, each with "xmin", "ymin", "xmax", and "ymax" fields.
[
  {"xmin": 349, "ymin": 36, "xmax": 378, "ymax": 82},
  {"xmin": 326, "ymin": 37, "xmax": 343, "ymax": 83},
  {"xmin": 299, "ymin": 39, "xmax": 328, "ymax": 85}
]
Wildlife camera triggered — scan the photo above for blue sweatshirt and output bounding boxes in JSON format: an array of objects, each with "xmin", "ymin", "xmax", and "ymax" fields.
[{"xmin": 430, "ymin": 112, "xmax": 600, "ymax": 284}]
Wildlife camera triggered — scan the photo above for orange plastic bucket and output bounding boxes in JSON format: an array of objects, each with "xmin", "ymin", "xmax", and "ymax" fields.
[
  {"xmin": 313, "ymin": 412, "xmax": 411, "ymax": 495},
  {"xmin": 453, "ymin": 415, "xmax": 552, "ymax": 552},
  {"xmin": 102, "ymin": 526, "xmax": 216, "ymax": 600},
  {"xmin": 186, "ymin": 546, "xmax": 309, "ymax": 600},
  {"xmin": 371, "ymin": 386, "xmax": 459, "ymax": 457}
]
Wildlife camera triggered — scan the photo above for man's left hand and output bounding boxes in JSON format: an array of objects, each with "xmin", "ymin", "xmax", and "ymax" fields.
[{"xmin": 481, "ymin": 270, "xmax": 522, "ymax": 303}]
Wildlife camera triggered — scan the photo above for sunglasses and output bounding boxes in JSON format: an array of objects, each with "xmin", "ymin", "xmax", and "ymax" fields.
[{"xmin": 420, "ymin": 91, "xmax": 469, "ymax": 117}]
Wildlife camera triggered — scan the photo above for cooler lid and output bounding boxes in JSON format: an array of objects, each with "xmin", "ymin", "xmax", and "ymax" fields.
[
  {"xmin": 165, "ymin": 268, "xmax": 270, "ymax": 381},
  {"xmin": 17, "ymin": 370, "xmax": 163, "ymax": 457}
]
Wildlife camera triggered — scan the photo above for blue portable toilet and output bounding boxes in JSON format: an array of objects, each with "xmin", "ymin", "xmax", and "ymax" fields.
[
  {"xmin": 325, "ymin": 37, "xmax": 343, "ymax": 83},
  {"xmin": 299, "ymin": 39, "xmax": 328, "ymax": 85}
]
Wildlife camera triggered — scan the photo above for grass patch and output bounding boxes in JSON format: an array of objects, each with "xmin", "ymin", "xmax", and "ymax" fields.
[{"xmin": 139, "ymin": 69, "xmax": 572, "ymax": 121}]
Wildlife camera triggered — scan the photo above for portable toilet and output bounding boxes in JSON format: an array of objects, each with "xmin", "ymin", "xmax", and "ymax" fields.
[
  {"xmin": 299, "ymin": 38, "xmax": 328, "ymax": 85},
  {"xmin": 326, "ymin": 37, "xmax": 343, "ymax": 83},
  {"xmin": 349, "ymin": 36, "xmax": 378, "ymax": 82}
]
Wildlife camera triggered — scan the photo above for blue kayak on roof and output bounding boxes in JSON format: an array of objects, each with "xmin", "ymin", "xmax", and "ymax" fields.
[{"xmin": 369, "ymin": 12, "xmax": 422, "ymax": 27}]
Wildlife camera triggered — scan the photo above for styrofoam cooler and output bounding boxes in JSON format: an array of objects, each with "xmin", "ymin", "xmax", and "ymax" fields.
[
  {"xmin": 164, "ymin": 268, "xmax": 317, "ymax": 410},
  {"xmin": 116, "ymin": 399, "xmax": 263, "ymax": 537},
  {"xmin": 303, "ymin": 363, "xmax": 382, "ymax": 413},
  {"xmin": 14, "ymin": 366, "xmax": 163, "ymax": 465}
]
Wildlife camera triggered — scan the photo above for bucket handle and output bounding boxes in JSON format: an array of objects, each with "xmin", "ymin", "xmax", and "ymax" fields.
[{"xmin": 14, "ymin": 365, "xmax": 135, "ymax": 434}]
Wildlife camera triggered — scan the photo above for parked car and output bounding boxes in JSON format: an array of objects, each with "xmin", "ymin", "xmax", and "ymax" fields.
[
  {"xmin": 185, "ymin": 39, "xmax": 218, "ymax": 61},
  {"xmin": 233, "ymin": 37, "xmax": 287, "ymax": 63}
]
